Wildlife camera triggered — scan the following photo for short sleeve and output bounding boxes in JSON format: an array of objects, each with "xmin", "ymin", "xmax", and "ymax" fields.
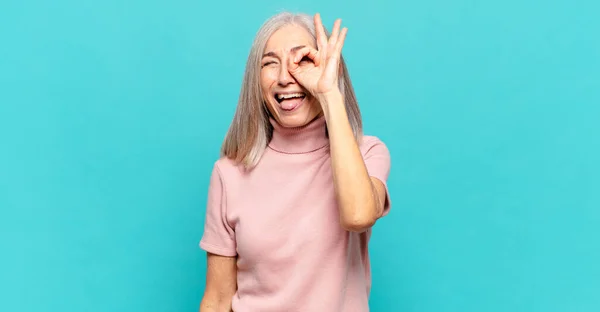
[
  {"xmin": 199, "ymin": 164, "xmax": 237, "ymax": 257},
  {"xmin": 361, "ymin": 136, "xmax": 392, "ymax": 217}
]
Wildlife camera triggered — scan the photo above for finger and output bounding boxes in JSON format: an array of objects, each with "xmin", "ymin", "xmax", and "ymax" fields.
[
  {"xmin": 314, "ymin": 13, "xmax": 328, "ymax": 51},
  {"xmin": 293, "ymin": 46, "xmax": 319, "ymax": 63},
  {"xmin": 292, "ymin": 46, "xmax": 320, "ymax": 66},
  {"xmin": 333, "ymin": 27, "xmax": 348, "ymax": 56},
  {"xmin": 329, "ymin": 19, "xmax": 342, "ymax": 49}
]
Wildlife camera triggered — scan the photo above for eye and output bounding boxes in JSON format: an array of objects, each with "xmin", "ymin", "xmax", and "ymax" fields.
[
  {"xmin": 261, "ymin": 61, "xmax": 277, "ymax": 68},
  {"xmin": 299, "ymin": 56, "xmax": 312, "ymax": 64}
]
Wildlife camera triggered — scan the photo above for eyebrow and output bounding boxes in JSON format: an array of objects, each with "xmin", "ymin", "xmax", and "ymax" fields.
[{"xmin": 262, "ymin": 45, "xmax": 306, "ymax": 58}]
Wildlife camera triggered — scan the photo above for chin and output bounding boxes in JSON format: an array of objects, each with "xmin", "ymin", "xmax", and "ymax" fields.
[{"xmin": 277, "ymin": 114, "xmax": 313, "ymax": 128}]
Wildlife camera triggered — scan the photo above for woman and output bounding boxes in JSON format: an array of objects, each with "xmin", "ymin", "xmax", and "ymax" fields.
[{"xmin": 199, "ymin": 11, "xmax": 391, "ymax": 312}]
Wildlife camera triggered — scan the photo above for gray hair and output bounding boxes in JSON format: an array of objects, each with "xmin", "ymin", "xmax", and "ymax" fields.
[{"xmin": 221, "ymin": 11, "xmax": 363, "ymax": 168}]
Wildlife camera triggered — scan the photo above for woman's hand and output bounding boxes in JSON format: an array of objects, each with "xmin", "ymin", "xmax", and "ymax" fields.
[{"xmin": 288, "ymin": 13, "xmax": 347, "ymax": 99}]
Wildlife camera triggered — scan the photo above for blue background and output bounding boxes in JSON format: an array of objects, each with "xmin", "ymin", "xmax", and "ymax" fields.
[{"xmin": 1, "ymin": 0, "xmax": 599, "ymax": 311}]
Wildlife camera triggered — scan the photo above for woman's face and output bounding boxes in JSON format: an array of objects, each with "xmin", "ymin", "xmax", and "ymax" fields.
[{"xmin": 260, "ymin": 24, "xmax": 322, "ymax": 128}]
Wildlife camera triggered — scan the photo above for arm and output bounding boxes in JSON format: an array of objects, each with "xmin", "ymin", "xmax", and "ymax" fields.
[
  {"xmin": 287, "ymin": 14, "xmax": 388, "ymax": 232},
  {"xmin": 199, "ymin": 253, "xmax": 237, "ymax": 312},
  {"xmin": 319, "ymin": 91, "xmax": 387, "ymax": 233}
]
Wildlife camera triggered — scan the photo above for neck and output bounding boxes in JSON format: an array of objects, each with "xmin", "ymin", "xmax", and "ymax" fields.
[{"xmin": 268, "ymin": 115, "xmax": 329, "ymax": 154}]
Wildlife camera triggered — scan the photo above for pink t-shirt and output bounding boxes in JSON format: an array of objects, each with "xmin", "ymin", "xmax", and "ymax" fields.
[{"xmin": 200, "ymin": 116, "xmax": 391, "ymax": 312}]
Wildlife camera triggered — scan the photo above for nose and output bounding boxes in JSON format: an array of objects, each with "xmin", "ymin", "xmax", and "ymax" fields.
[{"xmin": 277, "ymin": 61, "xmax": 294, "ymax": 86}]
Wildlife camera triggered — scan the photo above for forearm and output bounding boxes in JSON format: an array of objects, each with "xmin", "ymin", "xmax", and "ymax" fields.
[
  {"xmin": 199, "ymin": 299, "xmax": 232, "ymax": 312},
  {"xmin": 319, "ymin": 90, "xmax": 379, "ymax": 232}
]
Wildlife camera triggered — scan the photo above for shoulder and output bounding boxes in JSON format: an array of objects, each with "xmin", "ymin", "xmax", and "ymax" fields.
[
  {"xmin": 211, "ymin": 156, "xmax": 249, "ymax": 185},
  {"xmin": 212, "ymin": 156, "xmax": 242, "ymax": 176},
  {"xmin": 359, "ymin": 135, "xmax": 390, "ymax": 158},
  {"xmin": 359, "ymin": 135, "xmax": 387, "ymax": 148},
  {"xmin": 213, "ymin": 156, "xmax": 237, "ymax": 172},
  {"xmin": 359, "ymin": 135, "xmax": 391, "ymax": 180}
]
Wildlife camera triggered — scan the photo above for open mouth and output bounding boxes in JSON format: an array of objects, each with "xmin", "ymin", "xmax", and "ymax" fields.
[
  {"xmin": 275, "ymin": 92, "xmax": 307, "ymax": 111},
  {"xmin": 275, "ymin": 92, "xmax": 306, "ymax": 103}
]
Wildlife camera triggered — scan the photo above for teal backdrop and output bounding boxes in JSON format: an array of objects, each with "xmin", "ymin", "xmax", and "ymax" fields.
[{"xmin": 1, "ymin": 0, "xmax": 599, "ymax": 311}]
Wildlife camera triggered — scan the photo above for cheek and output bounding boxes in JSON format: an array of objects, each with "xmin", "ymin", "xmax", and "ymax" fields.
[{"xmin": 260, "ymin": 69, "xmax": 278, "ymax": 92}]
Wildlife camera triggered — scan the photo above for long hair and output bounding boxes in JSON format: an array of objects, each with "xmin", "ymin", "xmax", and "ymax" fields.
[{"xmin": 220, "ymin": 11, "xmax": 363, "ymax": 169}]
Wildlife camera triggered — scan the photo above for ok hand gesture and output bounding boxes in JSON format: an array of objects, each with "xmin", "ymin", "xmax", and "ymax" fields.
[{"xmin": 288, "ymin": 13, "xmax": 348, "ymax": 99}]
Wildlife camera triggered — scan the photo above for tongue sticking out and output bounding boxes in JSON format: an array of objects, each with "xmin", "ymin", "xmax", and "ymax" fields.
[{"xmin": 280, "ymin": 97, "xmax": 304, "ymax": 111}]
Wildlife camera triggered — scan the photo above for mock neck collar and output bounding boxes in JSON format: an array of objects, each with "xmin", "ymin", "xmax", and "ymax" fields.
[{"xmin": 268, "ymin": 115, "xmax": 329, "ymax": 154}]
